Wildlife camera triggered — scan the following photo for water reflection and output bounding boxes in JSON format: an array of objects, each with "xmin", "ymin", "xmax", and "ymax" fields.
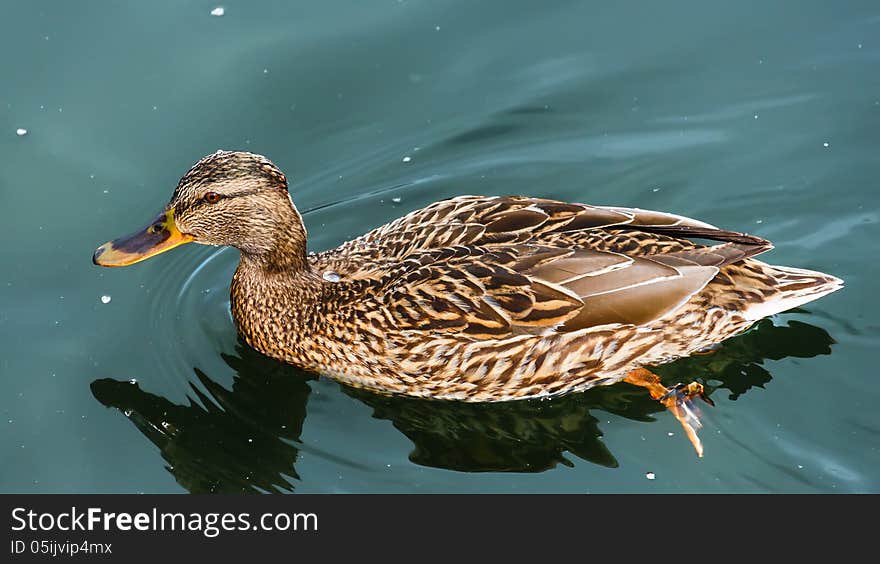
[
  {"xmin": 91, "ymin": 351, "xmax": 313, "ymax": 493},
  {"xmin": 91, "ymin": 318, "xmax": 834, "ymax": 491}
]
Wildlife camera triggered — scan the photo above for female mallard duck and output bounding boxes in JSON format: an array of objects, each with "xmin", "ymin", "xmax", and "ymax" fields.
[{"xmin": 93, "ymin": 150, "xmax": 842, "ymax": 455}]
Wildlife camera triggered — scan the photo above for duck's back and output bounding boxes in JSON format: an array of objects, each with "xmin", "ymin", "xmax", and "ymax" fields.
[{"xmin": 300, "ymin": 195, "xmax": 840, "ymax": 400}]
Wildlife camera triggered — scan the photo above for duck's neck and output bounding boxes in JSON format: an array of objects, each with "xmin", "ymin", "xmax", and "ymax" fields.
[
  {"xmin": 230, "ymin": 200, "xmax": 326, "ymax": 358},
  {"xmin": 233, "ymin": 208, "xmax": 323, "ymax": 308},
  {"xmin": 231, "ymin": 248, "xmax": 324, "ymax": 363},
  {"xmin": 239, "ymin": 200, "xmax": 311, "ymax": 273}
]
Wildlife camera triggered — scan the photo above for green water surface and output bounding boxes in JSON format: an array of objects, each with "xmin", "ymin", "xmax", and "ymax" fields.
[{"xmin": 1, "ymin": 0, "xmax": 878, "ymax": 493}]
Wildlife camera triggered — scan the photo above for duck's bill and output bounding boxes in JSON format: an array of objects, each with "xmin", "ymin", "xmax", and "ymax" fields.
[{"xmin": 92, "ymin": 209, "xmax": 193, "ymax": 267}]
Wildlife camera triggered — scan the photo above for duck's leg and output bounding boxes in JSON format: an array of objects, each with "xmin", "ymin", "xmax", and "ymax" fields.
[{"xmin": 623, "ymin": 367, "xmax": 714, "ymax": 458}]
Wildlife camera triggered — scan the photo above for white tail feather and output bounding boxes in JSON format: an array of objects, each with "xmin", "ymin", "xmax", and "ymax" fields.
[{"xmin": 743, "ymin": 264, "xmax": 843, "ymax": 321}]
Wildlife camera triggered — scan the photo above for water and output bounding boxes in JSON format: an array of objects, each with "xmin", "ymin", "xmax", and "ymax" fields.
[{"xmin": 1, "ymin": 0, "xmax": 877, "ymax": 493}]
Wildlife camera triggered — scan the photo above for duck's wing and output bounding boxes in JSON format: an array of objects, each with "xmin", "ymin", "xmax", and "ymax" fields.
[
  {"xmin": 370, "ymin": 243, "xmax": 721, "ymax": 338},
  {"xmin": 314, "ymin": 196, "xmax": 771, "ymax": 276}
]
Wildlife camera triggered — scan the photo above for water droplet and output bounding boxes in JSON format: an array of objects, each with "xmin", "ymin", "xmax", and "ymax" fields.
[
  {"xmin": 645, "ymin": 472, "xmax": 656, "ymax": 480},
  {"xmin": 797, "ymin": 464, "xmax": 804, "ymax": 469},
  {"xmin": 128, "ymin": 378, "xmax": 137, "ymax": 385},
  {"xmin": 323, "ymin": 271, "xmax": 340, "ymax": 283},
  {"xmin": 823, "ymin": 141, "xmax": 830, "ymax": 148},
  {"xmin": 435, "ymin": 25, "xmax": 440, "ymax": 31},
  {"xmin": 652, "ymin": 187, "xmax": 660, "ymax": 193},
  {"xmin": 15, "ymin": 128, "xmax": 27, "ymax": 136},
  {"xmin": 247, "ymin": 438, "xmax": 253, "ymax": 443},
  {"xmin": 755, "ymin": 219, "xmax": 763, "ymax": 224},
  {"xmin": 123, "ymin": 409, "xmax": 132, "ymax": 417},
  {"xmin": 402, "ymin": 156, "xmax": 412, "ymax": 163},
  {"xmin": 754, "ymin": 114, "xmax": 759, "ymax": 119},
  {"xmin": 391, "ymin": 196, "xmax": 402, "ymax": 203},
  {"xmin": 210, "ymin": 6, "xmax": 225, "ymax": 16},
  {"xmin": 667, "ymin": 432, "xmax": 674, "ymax": 437},
  {"xmin": 263, "ymin": 68, "xmax": 269, "ymax": 74},
  {"xmin": 100, "ymin": 295, "xmax": 111, "ymax": 304}
]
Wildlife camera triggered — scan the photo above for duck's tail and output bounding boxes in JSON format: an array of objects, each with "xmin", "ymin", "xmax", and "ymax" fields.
[{"xmin": 742, "ymin": 263, "xmax": 844, "ymax": 321}]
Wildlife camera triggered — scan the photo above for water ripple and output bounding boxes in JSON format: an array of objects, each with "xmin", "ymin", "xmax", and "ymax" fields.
[{"xmin": 143, "ymin": 245, "xmax": 238, "ymax": 400}]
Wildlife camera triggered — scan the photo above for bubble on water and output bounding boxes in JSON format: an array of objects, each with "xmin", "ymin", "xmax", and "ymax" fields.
[
  {"xmin": 823, "ymin": 142, "xmax": 830, "ymax": 148},
  {"xmin": 402, "ymin": 156, "xmax": 412, "ymax": 163},
  {"xmin": 322, "ymin": 271, "xmax": 340, "ymax": 283},
  {"xmin": 128, "ymin": 378, "xmax": 138, "ymax": 385},
  {"xmin": 210, "ymin": 7, "xmax": 225, "ymax": 16},
  {"xmin": 100, "ymin": 295, "xmax": 112, "ymax": 304},
  {"xmin": 645, "ymin": 472, "xmax": 656, "ymax": 480},
  {"xmin": 667, "ymin": 432, "xmax": 674, "ymax": 437},
  {"xmin": 391, "ymin": 197, "xmax": 402, "ymax": 203},
  {"xmin": 652, "ymin": 187, "xmax": 660, "ymax": 193},
  {"xmin": 435, "ymin": 25, "xmax": 441, "ymax": 31},
  {"xmin": 15, "ymin": 128, "xmax": 27, "ymax": 136}
]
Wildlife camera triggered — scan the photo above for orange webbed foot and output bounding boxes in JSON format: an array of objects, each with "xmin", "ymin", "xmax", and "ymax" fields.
[{"xmin": 624, "ymin": 368, "xmax": 713, "ymax": 457}]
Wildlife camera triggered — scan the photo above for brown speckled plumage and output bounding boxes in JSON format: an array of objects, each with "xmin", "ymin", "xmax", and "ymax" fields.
[{"xmin": 99, "ymin": 151, "xmax": 845, "ymax": 403}]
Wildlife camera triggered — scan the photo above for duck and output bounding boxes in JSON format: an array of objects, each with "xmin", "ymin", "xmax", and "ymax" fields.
[{"xmin": 93, "ymin": 150, "xmax": 843, "ymax": 456}]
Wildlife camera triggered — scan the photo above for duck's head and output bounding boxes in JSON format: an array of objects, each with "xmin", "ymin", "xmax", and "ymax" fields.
[{"xmin": 93, "ymin": 150, "xmax": 307, "ymax": 269}]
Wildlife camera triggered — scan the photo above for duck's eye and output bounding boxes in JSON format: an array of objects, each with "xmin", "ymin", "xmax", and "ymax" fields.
[{"xmin": 203, "ymin": 191, "xmax": 222, "ymax": 204}]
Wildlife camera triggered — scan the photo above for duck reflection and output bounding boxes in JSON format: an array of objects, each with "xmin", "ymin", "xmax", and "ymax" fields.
[
  {"xmin": 91, "ymin": 318, "xmax": 834, "ymax": 491},
  {"xmin": 91, "ymin": 351, "xmax": 313, "ymax": 493}
]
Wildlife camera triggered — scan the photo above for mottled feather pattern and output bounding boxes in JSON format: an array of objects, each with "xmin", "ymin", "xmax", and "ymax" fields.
[{"xmin": 228, "ymin": 193, "xmax": 841, "ymax": 401}]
